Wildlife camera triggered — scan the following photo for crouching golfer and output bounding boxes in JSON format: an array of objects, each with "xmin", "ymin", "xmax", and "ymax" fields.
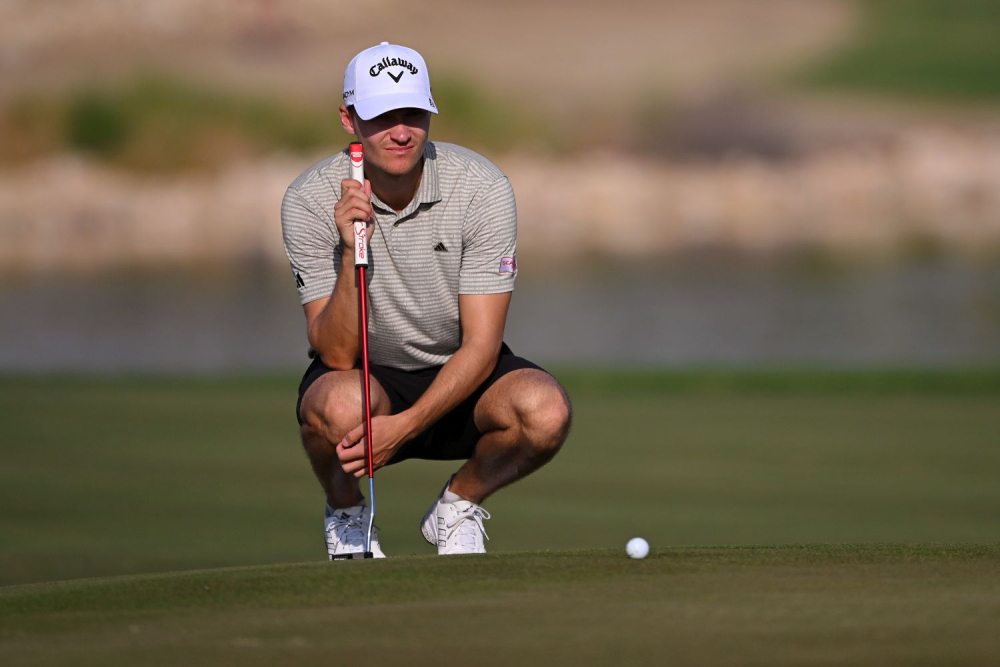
[{"xmin": 281, "ymin": 43, "xmax": 571, "ymax": 557}]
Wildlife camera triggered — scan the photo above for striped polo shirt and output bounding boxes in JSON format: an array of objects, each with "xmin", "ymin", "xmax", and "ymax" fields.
[{"xmin": 281, "ymin": 141, "xmax": 518, "ymax": 370}]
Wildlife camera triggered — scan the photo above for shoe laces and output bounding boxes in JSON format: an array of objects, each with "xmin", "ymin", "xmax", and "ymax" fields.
[
  {"xmin": 445, "ymin": 505, "xmax": 490, "ymax": 549},
  {"xmin": 329, "ymin": 512, "xmax": 366, "ymax": 546}
]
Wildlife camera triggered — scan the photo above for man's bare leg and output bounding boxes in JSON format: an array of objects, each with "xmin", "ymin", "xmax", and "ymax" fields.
[
  {"xmin": 298, "ymin": 369, "xmax": 391, "ymax": 509},
  {"xmin": 447, "ymin": 369, "xmax": 572, "ymax": 504}
]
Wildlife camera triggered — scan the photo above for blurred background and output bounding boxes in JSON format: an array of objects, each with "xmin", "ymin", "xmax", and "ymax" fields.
[
  {"xmin": 1, "ymin": 0, "xmax": 999, "ymax": 585},
  {"xmin": 2, "ymin": 0, "xmax": 999, "ymax": 369}
]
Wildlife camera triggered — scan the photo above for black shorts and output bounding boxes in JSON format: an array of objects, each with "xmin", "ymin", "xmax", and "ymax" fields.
[{"xmin": 296, "ymin": 343, "xmax": 544, "ymax": 465}]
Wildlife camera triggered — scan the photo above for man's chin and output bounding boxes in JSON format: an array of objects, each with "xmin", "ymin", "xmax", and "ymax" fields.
[{"xmin": 379, "ymin": 154, "xmax": 423, "ymax": 177}]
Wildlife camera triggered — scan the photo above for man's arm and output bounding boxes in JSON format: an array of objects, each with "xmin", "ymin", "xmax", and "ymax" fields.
[
  {"xmin": 303, "ymin": 256, "xmax": 359, "ymax": 370},
  {"xmin": 303, "ymin": 179, "xmax": 374, "ymax": 370},
  {"xmin": 336, "ymin": 291, "xmax": 511, "ymax": 475},
  {"xmin": 404, "ymin": 291, "xmax": 510, "ymax": 432}
]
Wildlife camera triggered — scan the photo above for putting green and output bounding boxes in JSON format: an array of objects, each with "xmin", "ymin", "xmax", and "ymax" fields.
[
  {"xmin": 2, "ymin": 371, "xmax": 1000, "ymax": 586},
  {"xmin": 2, "ymin": 545, "xmax": 999, "ymax": 666}
]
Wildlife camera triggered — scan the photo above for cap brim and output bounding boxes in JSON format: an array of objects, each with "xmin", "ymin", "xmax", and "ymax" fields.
[{"xmin": 354, "ymin": 93, "xmax": 439, "ymax": 121}]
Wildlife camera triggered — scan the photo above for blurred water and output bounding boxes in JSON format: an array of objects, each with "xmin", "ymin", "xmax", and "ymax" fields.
[{"xmin": 1, "ymin": 261, "xmax": 998, "ymax": 372}]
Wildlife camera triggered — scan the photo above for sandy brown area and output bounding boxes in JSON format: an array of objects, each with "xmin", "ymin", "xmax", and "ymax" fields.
[
  {"xmin": 0, "ymin": 0, "xmax": 853, "ymax": 111},
  {"xmin": 3, "ymin": 119, "xmax": 998, "ymax": 273}
]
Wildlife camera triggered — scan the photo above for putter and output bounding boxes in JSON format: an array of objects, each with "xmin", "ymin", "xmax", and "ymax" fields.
[{"xmin": 332, "ymin": 142, "xmax": 376, "ymax": 560}]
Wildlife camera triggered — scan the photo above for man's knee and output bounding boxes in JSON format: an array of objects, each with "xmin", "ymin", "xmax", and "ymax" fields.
[
  {"xmin": 302, "ymin": 394, "xmax": 356, "ymax": 439},
  {"xmin": 300, "ymin": 371, "xmax": 382, "ymax": 439},
  {"xmin": 516, "ymin": 378, "xmax": 572, "ymax": 458}
]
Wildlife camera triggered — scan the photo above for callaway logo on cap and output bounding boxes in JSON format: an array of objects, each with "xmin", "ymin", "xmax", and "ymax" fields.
[{"xmin": 343, "ymin": 42, "xmax": 439, "ymax": 121}]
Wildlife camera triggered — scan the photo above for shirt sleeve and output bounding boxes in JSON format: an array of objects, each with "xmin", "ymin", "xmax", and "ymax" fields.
[
  {"xmin": 281, "ymin": 187, "xmax": 343, "ymax": 305},
  {"xmin": 459, "ymin": 177, "xmax": 518, "ymax": 295}
]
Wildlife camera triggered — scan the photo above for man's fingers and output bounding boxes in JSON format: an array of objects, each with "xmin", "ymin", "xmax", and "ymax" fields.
[
  {"xmin": 341, "ymin": 178, "xmax": 365, "ymax": 194},
  {"xmin": 336, "ymin": 426, "xmax": 365, "ymax": 461},
  {"xmin": 337, "ymin": 437, "xmax": 363, "ymax": 454},
  {"xmin": 336, "ymin": 197, "xmax": 372, "ymax": 220},
  {"xmin": 342, "ymin": 204, "xmax": 372, "ymax": 223},
  {"xmin": 342, "ymin": 459, "xmax": 366, "ymax": 477},
  {"xmin": 336, "ymin": 423, "xmax": 376, "ymax": 478},
  {"xmin": 337, "ymin": 449, "xmax": 368, "ymax": 478},
  {"xmin": 337, "ymin": 181, "xmax": 374, "ymax": 220},
  {"xmin": 342, "ymin": 180, "xmax": 372, "ymax": 204}
]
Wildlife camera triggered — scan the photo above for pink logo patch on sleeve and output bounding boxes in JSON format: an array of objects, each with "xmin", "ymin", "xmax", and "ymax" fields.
[{"xmin": 499, "ymin": 256, "xmax": 517, "ymax": 274}]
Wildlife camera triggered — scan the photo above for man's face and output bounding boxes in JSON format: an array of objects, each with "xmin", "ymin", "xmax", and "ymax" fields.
[{"xmin": 343, "ymin": 106, "xmax": 431, "ymax": 177}]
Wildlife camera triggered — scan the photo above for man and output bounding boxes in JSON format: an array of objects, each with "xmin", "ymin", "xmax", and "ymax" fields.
[{"xmin": 281, "ymin": 42, "xmax": 571, "ymax": 557}]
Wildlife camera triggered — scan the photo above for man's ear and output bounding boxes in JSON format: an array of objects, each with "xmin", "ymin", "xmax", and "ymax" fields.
[{"xmin": 339, "ymin": 104, "xmax": 356, "ymax": 136}]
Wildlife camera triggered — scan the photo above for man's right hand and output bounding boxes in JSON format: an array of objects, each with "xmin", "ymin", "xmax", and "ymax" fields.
[{"xmin": 334, "ymin": 178, "xmax": 375, "ymax": 250}]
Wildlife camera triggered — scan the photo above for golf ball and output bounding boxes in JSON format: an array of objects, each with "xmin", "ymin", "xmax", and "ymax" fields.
[{"xmin": 626, "ymin": 537, "xmax": 649, "ymax": 559}]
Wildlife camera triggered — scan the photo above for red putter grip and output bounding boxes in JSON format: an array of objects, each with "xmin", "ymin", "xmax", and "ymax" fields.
[{"xmin": 349, "ymin": 142, "xmax": 368, "ymax": 268}]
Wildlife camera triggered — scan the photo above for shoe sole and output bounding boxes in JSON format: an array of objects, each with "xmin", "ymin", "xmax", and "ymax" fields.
[
  {"xmin": 330, "ymin": 552, "xmax": 374, "ymax": 560},
  {"xmin": 328, "ymin": 547, "xmax": 387, "ymax": 560}
]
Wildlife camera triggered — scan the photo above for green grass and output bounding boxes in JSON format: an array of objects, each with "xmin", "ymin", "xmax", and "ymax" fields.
[
  {"xmin": 1, "ymin": 74, "xmax": 340, "ymax": 171},
  {"xmin": 3, "ymin": 371, "xmax": 1000, "ymax": 664},
  {"xmin": 2, "ymin": 545, "xmax": 999, "ymax": 666},
  {"xmin": 798, "ymin": 0, "xmax": 1000, "ymax": 101},
  {"xmin": 0, "ymin": 73, "xmax": 553, "ymax": 171},
  {"xmin": 2, "ymin": 370, "xmax": 1000, "ymax": 588},
  {"xmin": 553, "ymin": 366, "xmax": 1000, "ymax": 395}
]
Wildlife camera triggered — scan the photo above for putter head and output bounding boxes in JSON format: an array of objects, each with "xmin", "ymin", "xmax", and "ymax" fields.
[{"xmin": 330, "ymin": 552, "xmax": 374, "ymax": 560}]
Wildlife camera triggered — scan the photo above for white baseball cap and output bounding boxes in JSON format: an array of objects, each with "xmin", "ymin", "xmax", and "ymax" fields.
[{"xmin": 343, "ymin": 42, "xmax": 438, "ymax": 121}]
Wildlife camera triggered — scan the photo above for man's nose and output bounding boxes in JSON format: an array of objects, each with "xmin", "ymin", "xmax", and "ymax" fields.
[{"xmin": 389, "ymin": 124, "xmax": 411, "ymax": 143}]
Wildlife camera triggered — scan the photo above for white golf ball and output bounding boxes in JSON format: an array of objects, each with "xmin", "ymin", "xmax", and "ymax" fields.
[{"xmin": 626, "ymin": 537, "xmax": 649, "ymax": 559}]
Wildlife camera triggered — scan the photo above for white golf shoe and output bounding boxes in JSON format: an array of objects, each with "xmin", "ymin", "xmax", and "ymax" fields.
[
  {"xmin": 324, "ymin": 502, "xmax": 386, "ymax": 559},
  {"xmin": 420, "ymin": 480, "xmax": 490, "ymax": 555}
]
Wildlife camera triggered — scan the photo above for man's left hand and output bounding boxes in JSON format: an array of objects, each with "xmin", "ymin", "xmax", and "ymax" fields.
[{"xmin": 336, "ymin": 413, "xmax": 417, "ymax": 478}]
